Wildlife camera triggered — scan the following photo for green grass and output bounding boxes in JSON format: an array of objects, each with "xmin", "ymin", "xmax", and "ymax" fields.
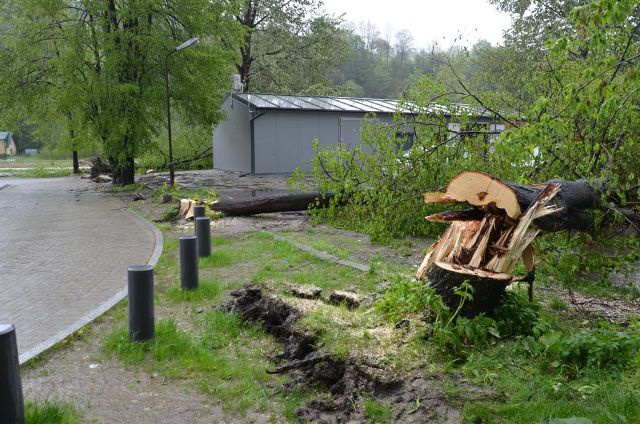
[
  {"xmin": 363, "ymin": 398, "xmax": 392, "ymax": 423},
  {"xmin": 165, "ymin": 279, "xmax": 223, "ymax": 303},
  {"xmin": 200, "ymin": 250, "xmax": 234, "ymax": 268},
  {"xmin": 25, "ymin": 400, "xmax": 78, "ymax": 424},
  {"xmin": 100, "ymin": 222, "xmax": 640, "ymax": 422},
  {"xmin": 3, "ymin": 167, "xmax": 74, "ymax": 178},
  {"xmin": 103, "ymin": 319, "xmax": 198, "ymax": 365},
  {"xmin": 459, "ymin": 333, "xmax": 640, "ymax": 423},
  {"xmin": 195, "ymin": 232, "xmax": 379, "ymax": 293},
  {"xmin": 103, "ymin": 314, "xmax": 283, "ymax": 413},
  {"xmin": 291, "ymin": 235, "xmax": 352, "ymax": 259}
]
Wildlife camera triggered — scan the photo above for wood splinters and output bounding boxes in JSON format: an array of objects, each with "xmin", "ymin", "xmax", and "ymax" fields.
[{"xmin": 415, "ymin": 171, "xmax": 600, "ymax": 316}]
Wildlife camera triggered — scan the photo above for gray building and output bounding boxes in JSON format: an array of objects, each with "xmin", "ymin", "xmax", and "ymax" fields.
[
  {"xmin": 212, "ymin": 93, "xmax": 505, "ymax": 174},
  {"xmin": 213, "ymin": 93, "xmax": 408, "ymax": 174}
]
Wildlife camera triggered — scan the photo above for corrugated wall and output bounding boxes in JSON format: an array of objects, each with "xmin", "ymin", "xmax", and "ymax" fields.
[
  {"xmin": 212, "ymin": 97, "xmax": 252, "ymax": 172},
  {"xmin": 254, "ymin": 111, "xmax": 393, "ymax": 174}
]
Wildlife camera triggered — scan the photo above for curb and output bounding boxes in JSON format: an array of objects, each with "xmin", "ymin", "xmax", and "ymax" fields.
[
  {"xmin": 272, "ymin": 233, "xmax": 370, "ymax": 273},
  {"xmin": 18, "ymin": 205, "xmax": 163, "ymax": 365}
]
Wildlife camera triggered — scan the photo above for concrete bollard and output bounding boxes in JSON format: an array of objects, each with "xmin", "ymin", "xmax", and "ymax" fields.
[
  {"xmin": 0, "ymin": 324, "xmax": 24, "ymax": 424},
  {"xmin": 195, "ymin": 217, "xmax": 211, "ymax": 257},
  {"xmin": 128, "ymin": 265, "xmax": 155, "ymax": 342},
  {"xmin": 180, "ymin": 235, "xmax": 199, "ymax": 290},
  {"xmin": 193, "ymin": 205, "xmax": 206, "ymax": 236}
]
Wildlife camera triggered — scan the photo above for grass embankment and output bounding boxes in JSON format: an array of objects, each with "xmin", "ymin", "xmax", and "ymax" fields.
[{"xmin": 101, "ymin": 201, "xmax": 640, "ymax": 423}]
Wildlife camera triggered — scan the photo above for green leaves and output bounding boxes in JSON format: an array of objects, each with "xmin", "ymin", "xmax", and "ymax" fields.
[
  {"xmin": 543, "ymin": 322, "xmax": 640, "ymax": 372},
  {"xmin": 1, "ymin": 0, "xmax": 243, "ymax": 177}
]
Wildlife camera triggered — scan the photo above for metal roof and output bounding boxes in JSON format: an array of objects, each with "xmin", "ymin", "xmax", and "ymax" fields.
[
  {"xmin": 231, "ymin": 93, "xmax": 407, "ymax": 114},
  {"xmin": 229, "ymin": 93, "xmax": 506, "ymax": 120}
]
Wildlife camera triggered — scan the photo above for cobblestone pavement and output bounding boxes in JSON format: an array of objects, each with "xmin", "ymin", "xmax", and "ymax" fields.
[{"xmin": 0, "ymin": 176, "xmax": 159, "ymax": 361}]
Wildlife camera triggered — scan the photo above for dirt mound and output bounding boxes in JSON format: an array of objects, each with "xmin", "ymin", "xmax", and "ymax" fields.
[{"xmin": 222, "ymin": 285, "xmax": 460, "ymax": 423}]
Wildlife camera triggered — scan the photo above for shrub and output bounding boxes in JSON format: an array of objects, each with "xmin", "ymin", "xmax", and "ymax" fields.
[
  {"xmin": 374, "ymin": 277, "xmax": 444, "ymax": 323},
  {"xmin": 541, "ymin": 322, "xmax": 640, "ymax": 371}
]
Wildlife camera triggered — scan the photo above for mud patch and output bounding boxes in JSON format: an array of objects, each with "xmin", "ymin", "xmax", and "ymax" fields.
[
  {"xmin": 539, "ymin": 286, "xmax": 640, "ymax": 324},
  {"xmin": 221, "ymin": 285, "xmax": 460, "ymax": 423}
]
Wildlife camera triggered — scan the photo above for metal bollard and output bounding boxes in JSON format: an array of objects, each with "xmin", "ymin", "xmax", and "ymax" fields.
[
  {"xmin": 0, "ymin": 324, "xmax": 24, "ymax": 424},
  {"xmin": 195, "ymin": 217, "xmax": 211, "ymax": 257},
  {"xmin": 128, "ymin": 265, "xmax": 155, "ymax": 342},
  {"xmin": 180, "ymin": 235, "xmax": 199, "ymax": 290},
  {"xmin": 193, "ymin": 205, "xmax": 206, "ymax": 236}
]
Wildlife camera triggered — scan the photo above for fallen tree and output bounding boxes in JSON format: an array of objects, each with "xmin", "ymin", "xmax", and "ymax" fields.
[
  {"xmin": 417, "ymin": 171, "xmax": 605, "ymax": 317},
  {"xmin": 209, "ymin": 192, "xmax": 334, "ymax": 216}
]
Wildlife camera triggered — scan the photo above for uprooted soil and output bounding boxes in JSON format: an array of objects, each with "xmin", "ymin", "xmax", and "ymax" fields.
[{"xmin": 221, "ymin": 284, "xmax": 461, "ymax": 424}]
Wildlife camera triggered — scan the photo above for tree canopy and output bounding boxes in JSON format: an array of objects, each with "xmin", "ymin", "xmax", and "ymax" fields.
[{"xmin": 0, "ymin": 0, "xmax": 242, "ymax": 184}]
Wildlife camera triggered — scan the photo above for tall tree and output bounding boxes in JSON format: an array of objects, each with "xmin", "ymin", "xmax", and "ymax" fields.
[
  {"xmin": 394, "ymin": 30, "xmax": 413, "ymax": 70},
  {"xmin": 0, "ymin": 0, "xmax": 241, "ymax": 185},
  {"xmin": 234, "ymin": 0, "xmax": 349, "ymax": 94}
]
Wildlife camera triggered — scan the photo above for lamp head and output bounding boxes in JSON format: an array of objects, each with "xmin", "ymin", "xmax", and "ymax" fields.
[{"xmin": 176, "ymin": 37, "xmax": 199, "ymax": 51}]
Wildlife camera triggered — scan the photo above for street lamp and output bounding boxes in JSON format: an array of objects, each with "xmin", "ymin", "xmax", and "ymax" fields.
[{"xmin": 165, "ymin": 37, "xmax": 199, "ymax": 187}]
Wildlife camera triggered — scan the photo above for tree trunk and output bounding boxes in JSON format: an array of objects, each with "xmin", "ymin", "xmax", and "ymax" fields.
[
  {"xmin": 111, "ymin": 155, "xmax": 135, "ymax": 186},
  {"xmin": 120, "ymin": 156, "xmax": 135, "ymax": 186},
  {"xmin": 210, "ymin": 192, "xmax": 334, "ymax": 216},
  {"xmin": 72, "ymin": 150, "xmax": 80, "ymax": 174},
  {"xmin": 426, "ymin": 262, "xmax": 512, "ymax": 318},
  {"xmin": 417, "ymin": 171, "xmax": 601, "ymax": 316}
]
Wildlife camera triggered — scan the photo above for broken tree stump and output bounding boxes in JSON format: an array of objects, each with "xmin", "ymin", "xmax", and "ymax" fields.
[{"xmin": 417, "ymin": 171, "xmax": 600, "ymax": 316}]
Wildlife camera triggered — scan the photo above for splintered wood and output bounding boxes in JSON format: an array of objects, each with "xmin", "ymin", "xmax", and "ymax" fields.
[{"xmin": 417, "ymin": 172, "xmax": 562, "ymax": 283}]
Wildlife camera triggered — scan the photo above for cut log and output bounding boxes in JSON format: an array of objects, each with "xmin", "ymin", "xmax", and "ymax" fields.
[
  {"xmin": 417, "ymin": 171, "xmax": 601, "ymax": 316},
  {"xmin": 210, "ymin": 192, "xmax": 334, "ymax": 216},
  {"xmin": 424, "ymin": 171, "xmax": 521, "ymax": 219}
]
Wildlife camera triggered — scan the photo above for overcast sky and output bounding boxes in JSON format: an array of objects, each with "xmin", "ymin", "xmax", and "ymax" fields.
[{"xmin": 321, "ymin": 0, "xmax": 512, "ymax": 49}]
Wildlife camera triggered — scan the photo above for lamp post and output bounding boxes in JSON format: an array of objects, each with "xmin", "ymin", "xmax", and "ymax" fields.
[{"xmin": 165, "ymin": 37, "xmax": 199, "ymax": 187}]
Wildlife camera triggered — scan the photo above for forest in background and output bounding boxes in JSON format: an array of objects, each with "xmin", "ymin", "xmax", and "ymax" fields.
[{"xmin": 0, "ymin": 0, "xmax": 508, "ymax": 164}]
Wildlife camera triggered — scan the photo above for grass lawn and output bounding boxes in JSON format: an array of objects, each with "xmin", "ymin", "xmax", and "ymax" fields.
[
  {"xmin": 0, "ymin": 156, "xmax": 88, "ymax": 178},
  {"xmin": 99, "ymin": 207, "xmax": 640, "ymax": 422},
  {"xmin": 19, "ymin": 184, "xmax": 639, "ymax": 422}
]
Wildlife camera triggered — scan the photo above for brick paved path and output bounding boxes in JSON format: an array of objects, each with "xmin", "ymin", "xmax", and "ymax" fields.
[{"xmin": 0, "ymin": 176, "xmax": 160, "ymax": 362}]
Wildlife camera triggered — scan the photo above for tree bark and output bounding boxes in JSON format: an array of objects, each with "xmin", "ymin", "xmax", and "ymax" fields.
[
  {"xmin": 120, "ymin": 156, "xmax": 135, "ymax": 186},
  {"xmin": 210, "ymin": 192, "xmax": 334, "ymax": 216},
  {"xmin": 505, "ymin": 179, "xmax": 601, "ymax": 232},
  {"xmin": 72, "ymin": 150, "xmax": 80, "ymax": 174},
  {"xmin": 426, "ymin": 262, "xmax": 512, "ymax": 318},
  {"xmin": 112, "ymin": 155, "xmax": 135, "ymax": 186}
]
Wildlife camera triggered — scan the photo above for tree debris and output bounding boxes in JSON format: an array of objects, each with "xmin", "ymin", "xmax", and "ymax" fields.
[{"xmin": 418, "ymin": 171, "xmax": 602, "ymax": 316}]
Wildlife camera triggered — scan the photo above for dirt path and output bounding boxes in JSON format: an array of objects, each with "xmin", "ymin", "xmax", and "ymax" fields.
[{"xmin": 21, "ymin": 318, "xmax": 270, "ymax": 424}]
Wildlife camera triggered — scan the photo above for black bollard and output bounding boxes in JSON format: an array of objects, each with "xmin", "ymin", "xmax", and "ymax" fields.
[
  {"xmin": 128, "ymin": 265, "xmax": 155, "ymax": 342},
  {"xmin": 0, "ymin": 324, "xmax": 24, "ymax": 424},
  {"xmin": 180, "ymin": 235, "xmax": 199, "ymax": 290},
  {"xmin": 195, "ymin": 217, "xmax": 211, "ymax": 257},
  {"xmin": 193, "ymin": 205, "xmax": 206, "ymax": 236}
]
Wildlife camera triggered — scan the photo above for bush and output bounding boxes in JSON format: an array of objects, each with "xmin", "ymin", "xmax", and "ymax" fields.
[
  {"xmin": 376, "ymin": 278, "xmax": 552, "ymax": 355},
  {"xmin": 374, "ymin": 277, "xmax": 444, "ymax": 323},
  {"xmin": 541, "ymin": 322, "xmax": 640, "ymax": 371}
]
